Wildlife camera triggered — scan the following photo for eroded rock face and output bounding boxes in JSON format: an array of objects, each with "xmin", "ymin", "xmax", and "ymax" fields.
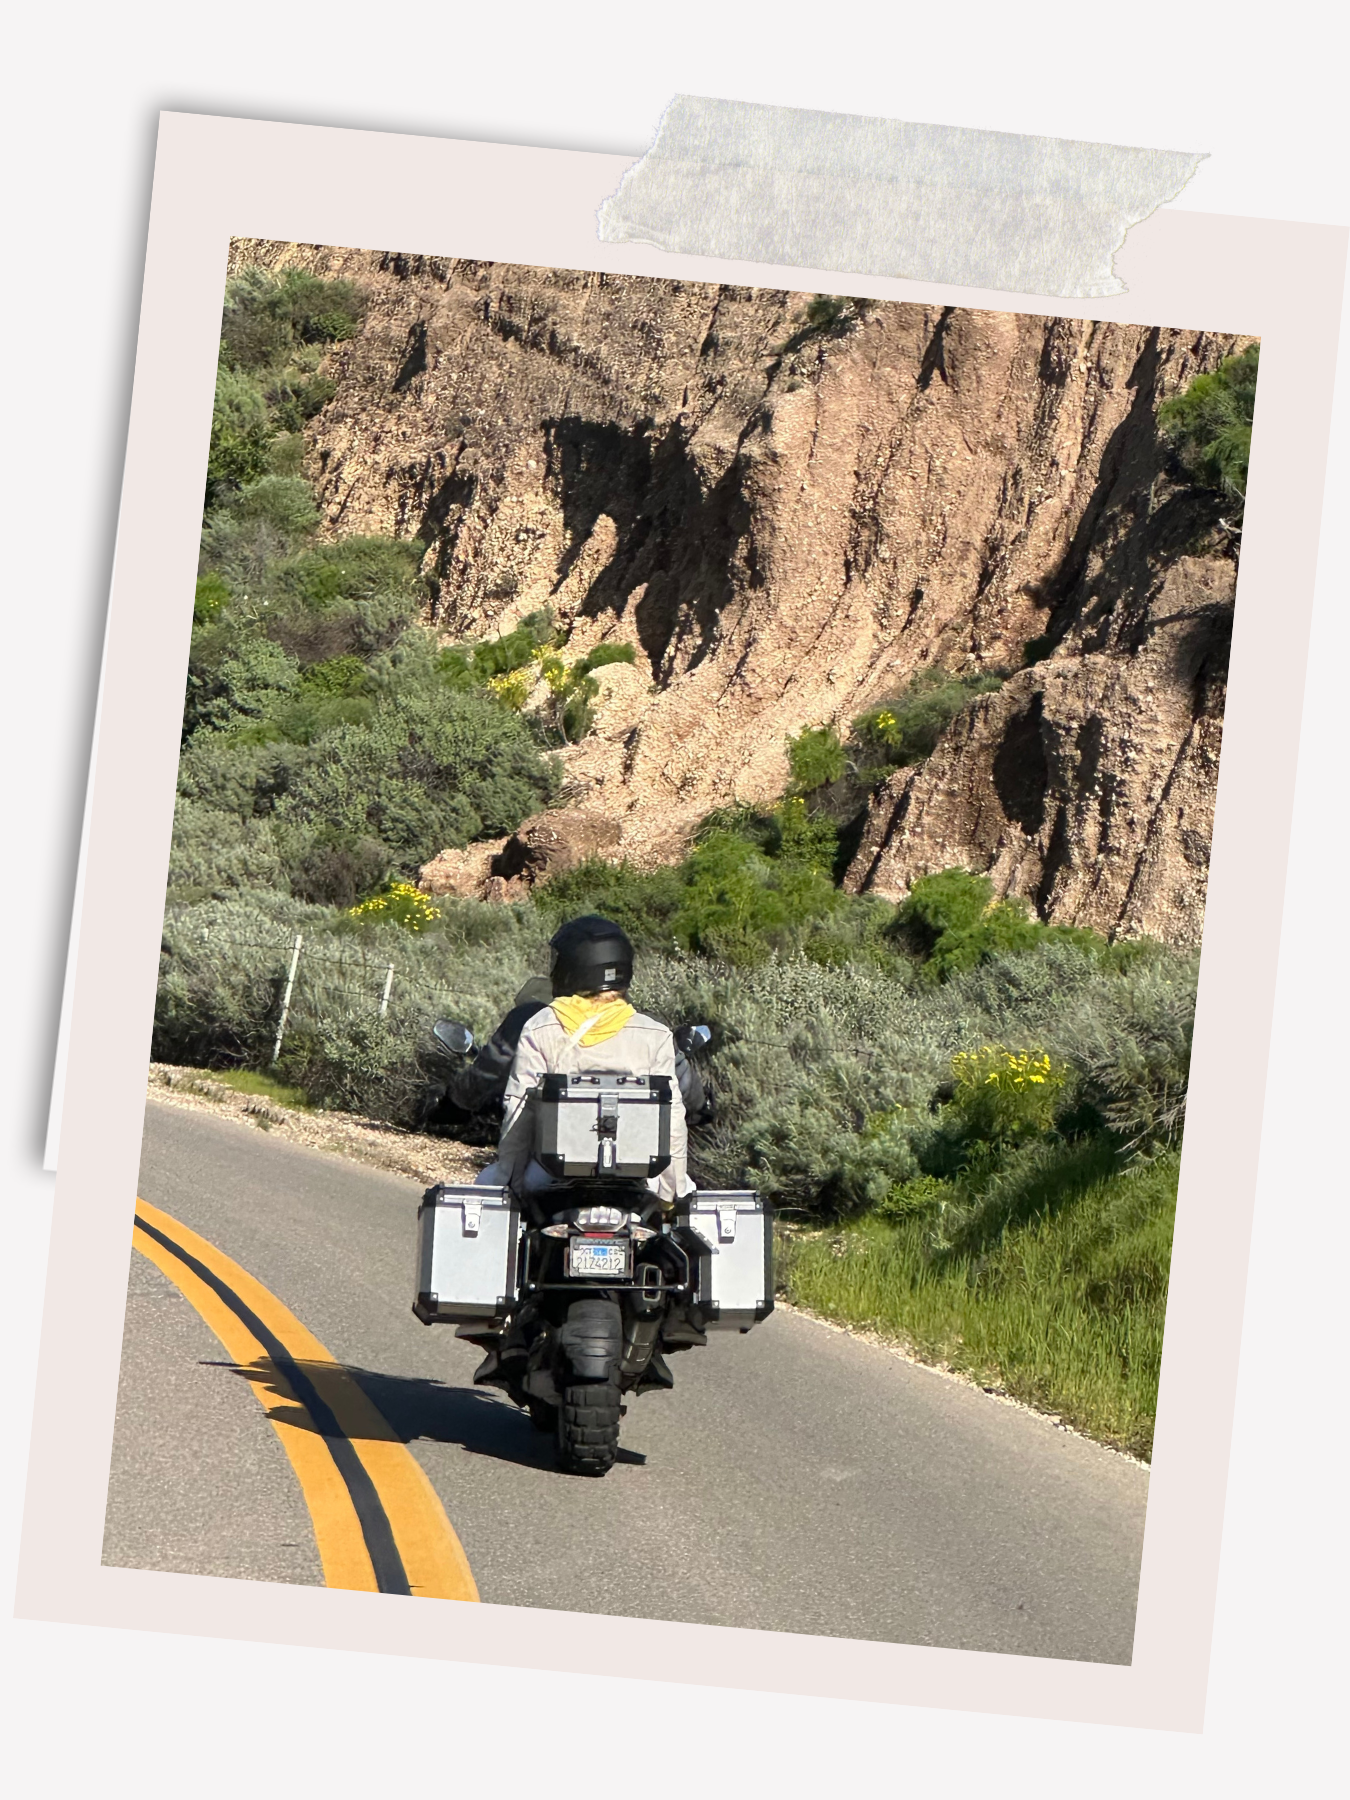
[
  {"xmin": 845, "ymin": 560, "xmax": 1230, "ymax": 944},
  {"xmin": 230, "ymin": 240, "xmax": 1249, "ymax": 941},
  {"xmin": 417, "ymin": 809, "xmax": 620, "ymax": 902},
  {"xmin": 842, "ymin": 388, "xmax": 1238, "ymax": 946},
  {"xmin": 418, "ymin": 840, "xmax": 508, "ymax": 902}
]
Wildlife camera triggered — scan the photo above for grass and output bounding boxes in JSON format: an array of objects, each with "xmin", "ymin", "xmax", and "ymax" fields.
[
  {"xmin": 776, "ymin": 1144, "xmax": 1177, "ymax": 1459},
  {"xmin": 205, "ymin": 1068, "xmax": 314, "ymax": 1111}
]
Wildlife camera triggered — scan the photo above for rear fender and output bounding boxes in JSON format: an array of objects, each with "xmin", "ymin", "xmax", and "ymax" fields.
[{"xmin": 557, "ymin": 1297, "xmax": 623, "ymax": 1382}]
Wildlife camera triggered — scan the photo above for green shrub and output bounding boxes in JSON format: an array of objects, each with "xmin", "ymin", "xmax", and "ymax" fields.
[
  {"xmin": 154, "ymin": 895, "xmax": 310, "ymax": 1068},
  {"xmin": 1052, "ymin": 960, "xmax": 1194, "ymax": 1154},
  {"xmin": 347, "ymin": 879, "xmax": 443, "ymax": 932},
  {"xmin": 167, "ymin": 799, "xmax": 289, "ymax": 896},
  {"xmin": 1158, "ymin": 342, "xmax": 1259, "ymax": 504},
  {"xmin": 297, "ymin": 655, "xmax": 368, "ymax": 697},
  {"xmin": 275, "ymin": 689, "xmax": 559, "ymax": 870},
  {"xmin": 206, "ymin": 365, "xmax": 273, "ymax": 504},
  {"xmin": 538, "ymin": 822, "xmax": 849, "ymax": 967},
  {"xmin": 561, "ymin": 672, "xmax": 600, "ymax": 742},
  {"xmin": 276, "ymin": 824, "xmax": 390, "ymax": 909},
  {"xmin": 193, "ymin": 573, "xmax": 231, "ymax": 626},
  {"xmin": 673, "ymin": 830, "xmax": 844, "ymax": 963},
  {"xmin": 805, "ymin": 295, "xmax": 846, "ymax": 329},
  {"xmin": 276, "ymin": 535, "xmax": 427, "ymax": 611},
  {"xmin": 892, "ymin": 869, "xmax": 1035, "ymax": 977},
  {"xmin": 183, "ymin": 634, "xmax": 301, "ymax": 737},
  {"xmin": 238, "ymin": 652, "xmax": 377, "ymax": 744},
  {"xmin": 228, "ymin": 474, "xmax": 320, "ymax": 539},
  {"xmin": 264, "ymin": 690, "xmax": 376, "ymax": 747},
  {"xmin": 265, "ymin": 372, "xmax": 337, "ymax": 434},
  {"xmin": 852, "ymin": 666, "xmax": 1006, "ymax": 771},
  {"xmin": 947, "ymin": 1045, "xmax": 1069, "ymax": 1144},
  {"xmin": 154, "ymin": 890, "xmax": 552, "ymax": 1112},
  {"xmin": 462, "ymin": 609, "xmax": 560, "ymax": 679},
  {"xmin": 535, "ymin": 857, "xmax": 688, "ymax": 949},
  {"xmin": 771, "ymin": 796, "xmax": 839, "ymax": 874},
  {"xmin": 787, "ymin": 724, "xmax": 845, "ymax": 793},
  {"xmin": 207, "ymin": 271, "xmax": 366, "ymax": 507},
  {"xmin": 267, "ymin": 590, "xmax": 424, "ymax": 669},
  {"xmin": 199, "ymin": 497, "xmax": 318, "ymax": 595},
  {"xmin": 874, "ymin": 1173, "xmax": 949, "ymax": 1222},
  {"xmin": 265, "ymin": 433, "xmax": 308, "ymax": 477},
  {"xmin": 780, "ymin": 295, "xmax": 872, "ymax": 350},
  {"xmin": 890, "ymin": 867, "xmax": 1118, "ymax": 982},
  {"xmin": 693, "ymin": 799, "xmax": 840, "ymax": 878},
  {"xmin": 221, "ymin": 267, "xmax": 367, "ymax": 373},
  {"xmin": 176, "ymin": 732, "xmax": 307, "ymax": 820},
  {"xmin": 575, "ymin": 641, "xmax": 637, "ymax": 675}
]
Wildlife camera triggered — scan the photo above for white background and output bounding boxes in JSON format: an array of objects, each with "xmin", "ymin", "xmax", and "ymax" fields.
[{"xmin": 3, "ymin": 2, "xmax": 1345, "ymax": 1792}]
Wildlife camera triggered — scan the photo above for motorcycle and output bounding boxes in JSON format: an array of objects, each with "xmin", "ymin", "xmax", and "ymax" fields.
[{"xmin": 413, "ymin": 1018, "xmax": 770, "ymax": 1477}]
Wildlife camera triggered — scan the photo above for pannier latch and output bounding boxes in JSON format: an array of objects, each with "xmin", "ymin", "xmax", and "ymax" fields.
[
  {"xmin": 461, "ymin": 1197, "xmax": 483, "ymax": 1236},
  {"xmin": 716, "ymin": 1202, "xmax": 739, "ymax": 1242},
  {"xmin": 596, "ymin": 1098, "xmax": 620, "ymax": 1173}
]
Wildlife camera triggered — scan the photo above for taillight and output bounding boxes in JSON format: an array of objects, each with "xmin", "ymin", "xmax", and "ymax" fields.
[{"xmin": 573, "ymin": 1205, "xmax": 629, "ymax": 1234}]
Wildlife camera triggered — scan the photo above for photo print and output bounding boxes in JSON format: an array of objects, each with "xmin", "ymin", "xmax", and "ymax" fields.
[{"xmin": 106, "ymin": 236, "xmax": 1257, "ymax": 1662}]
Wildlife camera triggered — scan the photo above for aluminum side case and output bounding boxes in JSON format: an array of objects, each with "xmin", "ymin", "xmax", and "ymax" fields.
[
  {"xmin": 677, "ymin": 1190, "xmax": 774, "ymax": 1330},
  {"xmin": 414, "ymin": 1183, "xmax": 522, "ymax": 1324}
]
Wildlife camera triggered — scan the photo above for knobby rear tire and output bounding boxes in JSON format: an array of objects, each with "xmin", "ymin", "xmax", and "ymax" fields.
[{"xmin": 557, "ymin": 1379, "xmax": 622, "ymax": 1476}]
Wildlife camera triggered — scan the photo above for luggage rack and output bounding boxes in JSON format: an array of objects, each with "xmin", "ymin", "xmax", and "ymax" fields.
[{"xmin": 517, "ymin": 1236, "xmax": 692, "ymax": 1297}]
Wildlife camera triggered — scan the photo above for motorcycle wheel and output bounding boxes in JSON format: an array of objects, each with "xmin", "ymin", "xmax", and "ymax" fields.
[{"xmin": 557, "ymin": 1379, "xmax": 622, "ymax": 1476}]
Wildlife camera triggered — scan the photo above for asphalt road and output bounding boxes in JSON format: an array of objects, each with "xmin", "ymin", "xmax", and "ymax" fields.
[{"xmin": 104, "ymin": 1098, "xmax": 1150, "ymax": 1660}]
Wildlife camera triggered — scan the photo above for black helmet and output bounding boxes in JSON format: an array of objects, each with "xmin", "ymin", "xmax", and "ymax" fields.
[{"xmin": 548, "ymin": 915, "xmax": 634, "ymax": 997}]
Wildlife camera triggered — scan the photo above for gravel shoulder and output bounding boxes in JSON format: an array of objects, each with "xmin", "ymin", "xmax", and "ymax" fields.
[{"xmin": 147, "ymin": 1062, "xmax": 491, "ymax": 1189}]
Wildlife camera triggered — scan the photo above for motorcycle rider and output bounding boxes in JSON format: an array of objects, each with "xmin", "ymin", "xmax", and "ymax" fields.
[
  {"xmin": 480, "ymin": 915, "xmax": 694, "ymax": 1204},
  {"xmin": 426, "ymin": 957, "xmax": 710, "ymax": 1133}
]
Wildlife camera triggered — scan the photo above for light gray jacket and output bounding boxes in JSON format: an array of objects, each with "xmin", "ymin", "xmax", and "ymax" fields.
[{"xmin": 497, "ymin": 1006, "xmax": 690, "ymax": 1201}]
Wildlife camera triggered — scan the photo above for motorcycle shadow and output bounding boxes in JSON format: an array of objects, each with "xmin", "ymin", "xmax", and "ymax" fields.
[
  {"xmin": 212, "ymin": 1357, "xmax": 646, "ymax": 1472},
  {"xmin": 353, "ymin": 1367, "xmax": 649, "ymax": 1471}
]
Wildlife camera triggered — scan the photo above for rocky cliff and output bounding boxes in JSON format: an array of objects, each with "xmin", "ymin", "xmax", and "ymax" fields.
[{"xmin": 229, "ymin": 240, "xmax": 1249, "ymax": 944}]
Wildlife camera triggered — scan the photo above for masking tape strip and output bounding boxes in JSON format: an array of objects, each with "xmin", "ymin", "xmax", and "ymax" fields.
[{"xmin": 597, "ymin": 95, "xmax": 1206, "ymax": 299}]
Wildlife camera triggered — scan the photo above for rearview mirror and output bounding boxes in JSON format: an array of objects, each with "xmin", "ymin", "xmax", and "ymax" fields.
[
  {"xmin": 674, "ymin": 1023, "xmax": 712, "ymax": 1053},
  {"xmin": 433, "ymin": 1019, "xmax": 475, "ymax": 1055}
]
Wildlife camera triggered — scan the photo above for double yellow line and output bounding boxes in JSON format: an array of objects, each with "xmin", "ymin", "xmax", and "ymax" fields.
[{"xmin": 132, "ymin": 1197, "xmax": 478, "ymax": 1602}]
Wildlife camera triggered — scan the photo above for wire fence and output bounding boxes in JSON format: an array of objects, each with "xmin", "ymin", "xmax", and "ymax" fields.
[
  {"xmin": 163, "ymin": 923, "xmax": 891, "ymax": 1067},
  {"xmin": 171, "ymin": 926, "xmax": 487, "ymax": 1000}
]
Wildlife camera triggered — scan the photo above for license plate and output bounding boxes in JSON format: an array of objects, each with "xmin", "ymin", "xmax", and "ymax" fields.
[{"xmin": 566, "ymin": 1237, "xmax": 632, "ymax": 1279}]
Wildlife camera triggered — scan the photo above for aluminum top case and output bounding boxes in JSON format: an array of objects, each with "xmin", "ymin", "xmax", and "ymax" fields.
[
  {"xmin": 414, "ymin": 1183, "xmax": 522, "ymax": 1325},
  {"xmin": 535, "ymin": 1070, "xmax": 672, "ymax": 1179},
  {"xmin": 677, "ymin": 1190, "xmax": 774, "ymax": 1331}
]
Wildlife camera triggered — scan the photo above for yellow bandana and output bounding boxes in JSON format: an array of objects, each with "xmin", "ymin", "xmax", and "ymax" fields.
[{"xmin": 550, "ymin": 993, "xmax": 635, "ymax": 1046}]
